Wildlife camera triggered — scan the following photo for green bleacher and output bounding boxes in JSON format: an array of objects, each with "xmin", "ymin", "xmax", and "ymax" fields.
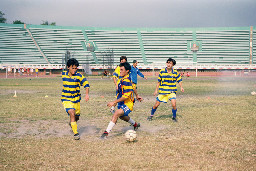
[
  {"xmin": 0, "ymin": 24, "xmax": 255, "ymax": 66},
  {"xmin": 197, "ymin": 29, "xmax": 251, "ymax": 64},
  {"xmin": 0, "ymin": 24, "xmax": 47, "ymax": 64}
]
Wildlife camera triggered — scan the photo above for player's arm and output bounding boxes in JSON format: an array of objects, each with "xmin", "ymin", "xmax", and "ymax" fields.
[
  {"xmin": 133, "ymin": 86, "xmax": 143, "ymax": 102},
  {"xmin": 138, "ymin": 70, "xmax": 147, "ymax": 80},
  {"xmin": 178, "ymin": 81, "xmax": 184, "ymax": 92},
  {"xmin": 81, "ymin": 76, "xmax": 90, "ymax": 101},
  {"xmin": 154, "ymin": 82, "xmax": 160, "ymax": 96},
  {"xmin": 113, "ymin": 77, "xmax": 118, "ymax": 90},
  {"xmin": 113, "ymin": 67, "xmax": 119, "ymax": 90},
  {"xmin": 85, "ymin": 87, "xmax": 89, "ymax": 101},
  {"xmin": 107, "ymin": 96, "xmax": 128, "ymax": 107},
  {"xmin": 176, "ymin": 73, "xmax": 184, "ymax": 92}
]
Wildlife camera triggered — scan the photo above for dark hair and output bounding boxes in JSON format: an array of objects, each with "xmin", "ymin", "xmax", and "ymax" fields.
[
  {"xmin": 120, "ymin": 56, "xmax": 127, "ymax": 62},
  {"xmin": 119, "ymin": 62, "xmax": 131, "ymax": 72},
  {"xmin": 67, "ymin": 58, "xmax": 79, "ymax": 67},
  {"xmin": 166, "ymin": 58, "xmax": 176, "ymax": 65}
]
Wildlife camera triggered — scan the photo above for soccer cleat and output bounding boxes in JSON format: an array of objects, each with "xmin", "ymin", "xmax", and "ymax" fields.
[
  {"xmin": 147, "ymin": 116, "xmax": 153, "ymax": 121},
  {"xmin": 133, "ymin": 123, "xmax": 140, "ymax": 131},
  {"xmin": 100, "ymin": 131, "xmax": 108, "ymax": 139},
  {"xmin": 172, "ymin": 117, "xmax": 177, "ymax": 122},
  {"xmin": 74, "ymin": 133, "xmax": 80, "ymax": 140}
]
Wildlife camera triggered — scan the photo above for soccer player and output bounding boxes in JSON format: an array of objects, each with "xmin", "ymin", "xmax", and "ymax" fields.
[
  {"xmin": 111, "ymin": 56, "xmax": 142, "ymax": 113},
  {"xmin": 35, "ymin": 68, "xmax": 38, "ymax": 77},
  {"xmin": 113, "ymin": 56, "xmax": 127, "ymax": 89},
  {"xmin": 61, "ymin": 58, "xmax": 90, "ymax": 140},
  {"xmin": 101, "ymin": 62, "xmax": 140, "ymax": 139},
  {"xmin": 130, "ymin": 60, "xmax": 147, "ymax": 88},
  {"xmin": 147, "ymin": 58, "xmax": 184, "ymax": 122}
]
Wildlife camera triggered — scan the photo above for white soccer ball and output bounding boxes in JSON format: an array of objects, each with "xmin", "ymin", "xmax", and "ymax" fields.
[
  {"xmin": 125, "ymin": 130, "xmax": 137, "ymax": 142},
  {"xmin": 251, "ymin": 91, "xmax": 256, "ymax": 96}
]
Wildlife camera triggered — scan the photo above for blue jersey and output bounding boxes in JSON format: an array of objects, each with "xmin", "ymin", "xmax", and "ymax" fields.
[{"xmin": 130, "ymin": 65, "xmax": 145, "ymax": 84}]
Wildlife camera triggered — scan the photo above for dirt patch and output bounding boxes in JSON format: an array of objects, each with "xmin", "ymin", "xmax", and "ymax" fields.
[{"xmin": 0, "ymin": 119, "xmax": 170, "ymax": 139}]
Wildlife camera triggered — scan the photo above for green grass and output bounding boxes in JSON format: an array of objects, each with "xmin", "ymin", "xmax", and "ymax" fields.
[{"xmin": 0, "ymin": 76, "xmax": 255, "ymax": 170}]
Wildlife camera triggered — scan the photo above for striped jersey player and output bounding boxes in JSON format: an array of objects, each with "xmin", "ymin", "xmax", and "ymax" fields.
[
  {"xmin": 101, "ymin": 62, "xmax": 140, "ymax": 139},
  {"xmin": 147, "ymin": 58, "xmax": 184, "ymax": 122},
  {"xmin": 61, "ymin": 58, "xmax": 90, "ymax": 140}
]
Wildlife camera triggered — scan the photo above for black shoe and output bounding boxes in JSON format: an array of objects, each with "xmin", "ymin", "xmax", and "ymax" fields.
[
  {"xmin": 147, "ymin": 116, "xmax": 153, "ymax": 121},
  {"xmin": 172, "ymin": 117, "xmax": 177, "ymax": 122},
  {"xmin": 100, "ymin": 131, "xmax": 108, "ymax": 139},
  {"xmin": 133, "ymin": 123, "xmax": 140, "ymax": 131},
  {"xmin": 74, "ymin": 133, "xmax": 80, "ymax": 140}
]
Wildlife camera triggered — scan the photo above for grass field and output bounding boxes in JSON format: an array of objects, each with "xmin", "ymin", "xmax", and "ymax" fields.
[{"xmin": 0, "ymin": 76, "xmax": 255, "ymax": 170}]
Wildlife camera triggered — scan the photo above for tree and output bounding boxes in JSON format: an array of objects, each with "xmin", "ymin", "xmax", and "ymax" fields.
[
  {"xmin": 0, "ymin": 11, "xmax": 7, "ymax": 23},
  {"xmin": 41, "ymin": 20, "xmax": 56, "ymax": 26},
  {"xmin": 13, "ymin": 20, "xmax": 24, "ymax": 24}
]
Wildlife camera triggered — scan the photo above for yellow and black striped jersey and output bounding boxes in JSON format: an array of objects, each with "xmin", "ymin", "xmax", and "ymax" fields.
[
  {"xmin": 116, "ymin": 74, "xmax": 134, "ymax": 111},
  {"xmin": 61, "ymin": 71, "xmax": 89, "ymax": 103},
  {"xmin": 158, "ymin": 68, "xmax": 182, "ymax": 94}
]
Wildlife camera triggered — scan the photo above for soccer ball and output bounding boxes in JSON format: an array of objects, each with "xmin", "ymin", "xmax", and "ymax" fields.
[
  {"xmin": 251, "ymin": 91, "xmax": 256, "ymax": 96},
  {"xmin": 125, "ymin": 130, "xmax": 137, "ymax": 142}
]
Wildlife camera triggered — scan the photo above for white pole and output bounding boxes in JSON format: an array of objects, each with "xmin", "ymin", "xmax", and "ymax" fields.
[{"xmin": 196, "ymin": 64, "xmax": 198, "ymax": 77}]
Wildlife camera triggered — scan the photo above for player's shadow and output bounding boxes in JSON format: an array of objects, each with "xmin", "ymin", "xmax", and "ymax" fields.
[
  {"xmin": 156, "ymin": 114, "xmax": 182, "ymax": 120},
  {"xmin": 78, "ymin": 125, "xmax": 101, "ymax": 135}
]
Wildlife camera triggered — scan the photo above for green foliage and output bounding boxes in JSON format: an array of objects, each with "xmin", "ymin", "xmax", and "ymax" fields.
[
  {"xmin": 13, "ymin": 20, "xmax": 24, "ymax": 24},
  {"xmin": 0, "ymin": 11, "xmax": 7, "ymax": 23},
  {"xmin": 41, "ymin": 20, "xmax": 56, "ymax": 26}
]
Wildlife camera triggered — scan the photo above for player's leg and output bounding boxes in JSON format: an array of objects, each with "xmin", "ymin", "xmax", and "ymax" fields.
[
  {"xmin": 68, "ymin": 109, "xmax": 80, "ymax": 139},
  {"xmin": 101, "ymin": 108, "xmax": 124, "ymax": 139},
  {"xmin": 75, "ymin": 115, "xmax": 79, "ymax": 122},
  {"xmin": 74, "ymin": 102, "xmax": 80, "ymax": 122},
  {"xmin": 170, "ymin": 99, "xmax": 177, "ymax": 122},
  {"xmin": 63, "ymin": 101, "xmax": 79, "ymax": 137},
  {"xmin": 147, "ymin": 100, "xmax": 161, "ymax": 121},
  {"xmin": 120, "ymin": 115, "xmax": 140, "ymax": 131}
]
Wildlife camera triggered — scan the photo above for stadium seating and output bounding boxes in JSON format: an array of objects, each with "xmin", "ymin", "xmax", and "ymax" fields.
[
  {"xmin": 0, "ymin": 24, "xmax": 47, "ymax": 64},
  {"xmin": 197, "ymin": 29, "xmax": 251, "ymax": 64},
  {"xmin": 0, "ymin": 24, "xmax": 255, "ymax": 67},
  {"xmin": 28, "ymin": 26, "xmax": 93, "ymax": 64}
]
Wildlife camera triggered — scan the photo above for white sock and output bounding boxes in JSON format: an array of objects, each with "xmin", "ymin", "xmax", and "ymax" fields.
[
  {"xmin": 128, "ymin": 118, "xmax": 135, "ymax": 125},
  {"xmin": 106, "ymin": 121, "xmax": 115, "ymax": 133}
]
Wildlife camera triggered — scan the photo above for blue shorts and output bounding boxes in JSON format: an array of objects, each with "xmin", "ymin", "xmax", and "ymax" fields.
[{"xmin": 117, "ymin": 104, "xmax": 132, "ymax": 116}]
